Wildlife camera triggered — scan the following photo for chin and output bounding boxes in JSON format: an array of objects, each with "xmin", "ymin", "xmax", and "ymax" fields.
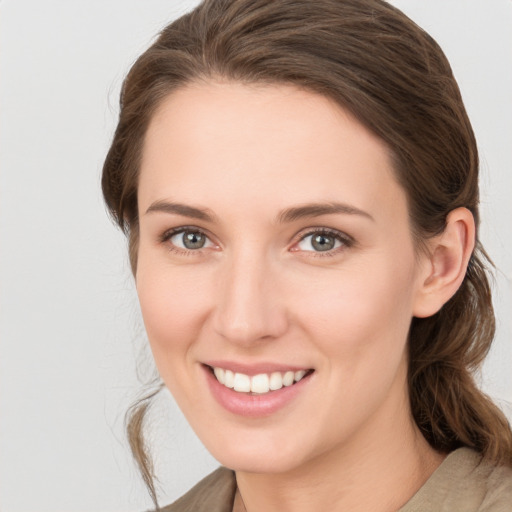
[
  {"xmin": 216, "ymin": 451, "xmax": 301, "ymax": 474},
  {"xmin": 200, "ymin": 430, "xmax": 315, "ymax": 475}
]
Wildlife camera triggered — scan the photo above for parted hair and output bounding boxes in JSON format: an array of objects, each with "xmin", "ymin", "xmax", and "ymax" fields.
[{"xmin": 102, "ymin": 0, "xmax": 512, "ymax": 507}]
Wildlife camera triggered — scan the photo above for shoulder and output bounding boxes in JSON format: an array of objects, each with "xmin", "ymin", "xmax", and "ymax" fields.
[
  {"xmin": 477, "ymin": 458, "xmax": 512, "ymax": 511},
  {"xmin": 400, "ymin": 448, "xmax": 512, "ymax": 512},
  {"xmin": 159, "ymin": 467, "xmax": 237, "ymax": 512}
]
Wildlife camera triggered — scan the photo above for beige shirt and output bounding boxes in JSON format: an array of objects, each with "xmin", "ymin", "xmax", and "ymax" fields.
[{"xmin": 160, "ymin": 448, "xmax": 512, "ymax": 512}]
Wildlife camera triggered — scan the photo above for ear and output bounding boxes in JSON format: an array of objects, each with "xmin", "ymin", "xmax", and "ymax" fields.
[{"xmin": 413, "ymin": 207, "xmax": 475, "ymax": 318}]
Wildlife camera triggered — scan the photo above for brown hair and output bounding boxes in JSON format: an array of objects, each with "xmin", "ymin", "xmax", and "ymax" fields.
[{"xmin": 102, "ymin": 0, "xmax": 512, "ymax": 506}]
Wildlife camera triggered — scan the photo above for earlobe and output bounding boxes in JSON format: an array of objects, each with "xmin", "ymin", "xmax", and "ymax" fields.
[{"xmin": 413, "ymin": 207, "xmax": 475, "ymax": 318}]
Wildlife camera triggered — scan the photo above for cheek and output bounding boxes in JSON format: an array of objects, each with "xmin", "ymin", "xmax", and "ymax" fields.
[
  {"xmin": 288, "ymin": 260, "xmax": 417, "ymax": 437},
  {"xmin": 135, "ymin": 259, "xmax": 212, "ymax": 373},
  {"xmin": 291, "ymin": 256, "xmax": 417, "ymax": 366}
]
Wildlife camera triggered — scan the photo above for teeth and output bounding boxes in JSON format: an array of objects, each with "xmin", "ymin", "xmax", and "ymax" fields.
[
  {"xmin": 283, "ymin": 371, "xmax": 294, "ymax": 387},
  {"xmin": 212, "ymin": 367, "xmax": 310, "ymax": 394},
  {"xmin": 294, "ymin": 370, "xmax": 306, "ymax": 382},
  {"xmin": 233, "ymin": 373, "xmax": 251, "ymax": 392},
  {"xmin": 269, "ymin": 372, "xmax": 283, "ymax": 391},
  {"xmin": 213, "ymin": 367, "xmax": 225, "ymax": 384},
  {"xmin": 224, "ymin": 369, "xmax": 235, "ymax": 389},
  {"xmin": 250, "ymin": 373, "xmax": 270, "ymax": 393}
]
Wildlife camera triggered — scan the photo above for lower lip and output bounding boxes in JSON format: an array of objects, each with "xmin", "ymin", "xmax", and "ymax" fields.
[{"xmin": 203, "ymin": 365, "xmax": 313, "ymax": 418}]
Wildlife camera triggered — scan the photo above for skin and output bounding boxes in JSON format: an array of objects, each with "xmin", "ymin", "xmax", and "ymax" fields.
[{"xmin": 135, "ymin": 81, "xmax": 474, "ymax": 512}]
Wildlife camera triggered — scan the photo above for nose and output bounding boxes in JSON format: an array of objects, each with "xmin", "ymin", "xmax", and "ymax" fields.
[{"xmin": 212, "ymin": 248, "xmax": 289, "ymax": 346}]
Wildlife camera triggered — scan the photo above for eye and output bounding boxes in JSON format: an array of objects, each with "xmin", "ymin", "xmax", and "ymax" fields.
[
  {"xmin": 294, "ymin": 229, "xmax": 351, "ymax": 254},
  {"xmin": 162, "ymin": 227, "xmax": 215, "ymax": 252}
]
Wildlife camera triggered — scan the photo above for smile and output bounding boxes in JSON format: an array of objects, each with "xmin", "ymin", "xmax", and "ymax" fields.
[
  {"xmin": 203, "ymin": 363, "xmax": 315, "ymax": 417},
  {"xmin": 210, "ymin": 366, "xmax": 312, "ymax": 394}
]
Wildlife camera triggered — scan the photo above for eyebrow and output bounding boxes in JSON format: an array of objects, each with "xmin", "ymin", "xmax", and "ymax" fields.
[
  {"xmin": 145, "ymin": 201, "xmax": 218, "ymax": 222},
  {"xmin": 145, "ymin": 200, "xmax": 374, "ymax": 224},
  {"xmin": 276, "ymin": 202, "xmax": 374, "ymax": 224}
]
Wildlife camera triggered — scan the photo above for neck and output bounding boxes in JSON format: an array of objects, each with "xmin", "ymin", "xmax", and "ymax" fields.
[{"xmin": 235, "ymin": 385, "xmax": 445, "ymax": 512}]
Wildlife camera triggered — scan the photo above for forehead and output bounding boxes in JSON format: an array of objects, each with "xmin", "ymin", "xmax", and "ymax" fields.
[{"xmin": 138, "ymin": 81, "xmax": 407, "ymax": 224}]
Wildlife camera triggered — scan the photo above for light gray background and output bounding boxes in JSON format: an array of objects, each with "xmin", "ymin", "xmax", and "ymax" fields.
[{"xmin": 0, "ymin": 1, "xmax": 510, "ymax": 511}]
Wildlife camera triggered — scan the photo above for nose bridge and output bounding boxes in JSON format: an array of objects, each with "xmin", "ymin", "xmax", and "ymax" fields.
[{"xmin": 213, "ymin": 245, "xmax": 287, "ymax": 345}]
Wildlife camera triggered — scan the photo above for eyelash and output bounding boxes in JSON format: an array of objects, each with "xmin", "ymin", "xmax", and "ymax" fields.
[
  {"xmin": 295, "ymin": 228, "xmax": 354, "ymax": 257},
  {"xmin": 159, "ymin": 226, "xmax": 214, "ymax": 257},
  {"xmin": 159, "ymin": 226, "xmax": 354, "ymax": 257}
]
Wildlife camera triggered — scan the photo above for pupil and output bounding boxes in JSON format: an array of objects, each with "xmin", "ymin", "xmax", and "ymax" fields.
[
  {"xmin": 183, "ymin": 231, "xmax": 205, "ymax": 249},
  {"xmin": 312, "ymin": 234, "xmax": 334, "ymax": 251}
]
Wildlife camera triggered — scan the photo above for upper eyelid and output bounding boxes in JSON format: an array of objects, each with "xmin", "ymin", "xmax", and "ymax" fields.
[
  {"xmin": 294, "ymin": 227, "xmax": 354, "ymax": 244},
  {"xmin": 161, "ymin": 225, "xmax": 212, "ymax": 241},
  {"xmin": 160, "ymin": 225, "xmax": 350, "ymax": 238}
]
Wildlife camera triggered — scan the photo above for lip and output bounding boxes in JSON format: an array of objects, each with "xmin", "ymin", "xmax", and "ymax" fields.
[
  {"xmin": 202, "ymin": 363, "xmax": 314, "ymax": 418},
  {"xmin": 203, "ymin": 360, "xmax": 311, "ymax": 376}
]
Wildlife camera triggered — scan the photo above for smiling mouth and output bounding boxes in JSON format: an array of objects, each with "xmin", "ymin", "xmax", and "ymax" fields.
[{"xmin": 206, "ymin": 365, "xmax": 314, "ymax": 395}]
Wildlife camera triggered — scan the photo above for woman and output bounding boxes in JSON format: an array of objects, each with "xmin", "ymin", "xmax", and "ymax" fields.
[{"xmin": 102, "ymin": 0, "xmax": 512, "ymax": 510}]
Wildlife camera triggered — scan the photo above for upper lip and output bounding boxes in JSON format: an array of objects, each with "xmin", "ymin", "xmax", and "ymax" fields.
[{"xmin": 203, "ymin": 360, "xmax": 313, "ymax": 376}]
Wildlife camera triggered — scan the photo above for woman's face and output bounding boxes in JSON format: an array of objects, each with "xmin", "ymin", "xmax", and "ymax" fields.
[{"xmin": 136, "ymin": 81, "xmax": 430, "ymax": 474}]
